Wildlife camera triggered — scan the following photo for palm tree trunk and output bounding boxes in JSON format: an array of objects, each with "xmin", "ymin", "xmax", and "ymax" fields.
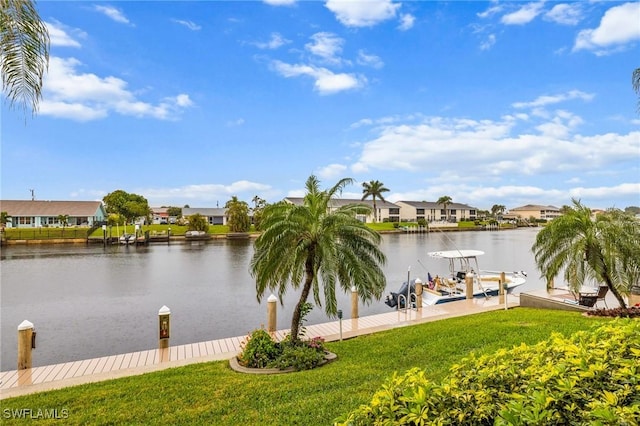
[
  {"xmin": 373, "ymin": 196, "xmax": 377, "ymax": 223},
  {"xmin": 290, "ymin": 257, "xmax": 314, "ymax": 343},
  {"xmin": 602, "ymin": 263, "xmax": 627, "ymax": 308}
]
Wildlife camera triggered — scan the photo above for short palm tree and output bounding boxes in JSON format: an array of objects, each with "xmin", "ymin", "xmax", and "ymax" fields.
[
  {"xmin": 532, "ymin": 199, "xmax": 640, "ymax": 308},
  {"xmin": 436, "ymin": 196, "xmax": 452, "ymax": 221},
  {"xmin": 250, "ymin": 175, "xmax": 387, "ymax": 343},
  {"xmin": 1, "ymin": 0, "xmax": 50, "ymax": 115},
  {"xmin": 225, "ymin": 196, "xmax": 250, "ymax": 232},
  {"xmin": 361, "ymin": 180, "xmax": 389, "ymax": 223}
]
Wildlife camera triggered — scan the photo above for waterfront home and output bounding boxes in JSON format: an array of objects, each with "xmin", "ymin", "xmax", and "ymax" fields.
[
  {"xmin": 508, "ymin": 204, "xmax": 561, "ymax": 221},
  {"xmin": 283, "ymin": 197, "xmax": 401, "ymax": 223},
  {"xmin": 395, "ymin": 201, "xmax": 478, "ymax": 223},
  {"xmin": 0, "ymin": 200, "xmax": 107, "ymax": 228}
]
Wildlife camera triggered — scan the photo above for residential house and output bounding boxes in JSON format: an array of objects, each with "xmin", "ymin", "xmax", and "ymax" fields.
[
  {"xmin": 509, "ymin": 204, "xmax": 561, "ymax": 221},
  {"xmin": 284, "ymin": 197, "xmax": 401, "ymax": 223},
  {"xmin": 0, "ymin": 200, "xmax": 107, "ymax": 228},
  {"xmin": 396, "ymin": 201, "xmax": 478, "ymax": 222},
  {"xmin": 182, "ymin": 207, "xmax": 227, "ymax": 225}
]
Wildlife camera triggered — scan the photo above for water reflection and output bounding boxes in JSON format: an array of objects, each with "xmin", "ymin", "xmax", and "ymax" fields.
[{"xmin": 0, "ymin": 228, "xmax": 543, "ymax": 370}]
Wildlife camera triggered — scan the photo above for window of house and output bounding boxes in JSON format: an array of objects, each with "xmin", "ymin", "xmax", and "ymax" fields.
[
  {"xmin": 18, "ymin": 217, "xmax": 32, "ymax": 225},
  {"xmin": 389, "ymin": 208, "xmax": 399, "ymax": 215},
  {"xmin": 416, "ymin": 208, "xmax": 424, "ymax": 215}
]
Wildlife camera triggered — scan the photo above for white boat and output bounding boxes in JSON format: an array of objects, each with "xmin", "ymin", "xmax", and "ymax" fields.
[
  {"xmin": 384, "ymin": 249, "xmax": 527, "ymax": 308},
  {"xmin": 119, "ymin": 233, "xmax": 137, "ymax": 245}
]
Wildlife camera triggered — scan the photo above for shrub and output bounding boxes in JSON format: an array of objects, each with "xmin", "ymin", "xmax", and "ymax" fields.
[
  {"xmin": 335, "ymin": 320, "xmax": 640, "ymax": 425},
  {"xmin": 237, "ymin": 328, "xmax": 282, "ymax": 368},
  {"xmin": 237, "ymin": 304, "xmax": 329, "ymax": 371},
  {"xmin": 587, "ymin": 306, "xmax": 640, "ymax": 318}
]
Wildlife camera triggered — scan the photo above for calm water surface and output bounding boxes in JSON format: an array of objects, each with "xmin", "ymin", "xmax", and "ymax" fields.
[{"xmin": 1, "ymin": 228, "xmax": 543, "ymax": 370}]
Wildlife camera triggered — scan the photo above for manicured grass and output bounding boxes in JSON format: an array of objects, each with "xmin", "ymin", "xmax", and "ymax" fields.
[
  {"xmin": 2, "ymin": 228, "xmax": 90, "ymax": 240},
  {"xmin": 1, "ymin": 309, "xmax": 607, "ymax": 425}
]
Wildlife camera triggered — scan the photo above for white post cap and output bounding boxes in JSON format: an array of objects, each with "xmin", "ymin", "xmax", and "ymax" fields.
[
  {"xmin": 18, "ymin": 320, "xmax": 34, "ymax": 331},
  {"xmin": 415, "ymin": 278, "xmax": 422, "ymax": 284},
  {"xmin": 267, "ymin": 294, "xmax": 278, "ymax": 302},
  {"xmin": 351, "ymin": 286, "xmax": 357, "ymax": 292},
  {"xmin": 158, "ymin": 305, "xmax": 171, "ymax": 315}
]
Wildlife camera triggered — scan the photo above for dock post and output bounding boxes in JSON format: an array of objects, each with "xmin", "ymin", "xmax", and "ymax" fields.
[
  {"xmin": 415, "ymin": 278, "xmax": 423, "ymax": 310},
  {"xmin": 17, "ymin": 320, "xmax": 35, "ymax": 370},
  {"xmin": 267, "ymin": 294, "xmax": 277, "ymax": 333},
  {"xmin": 465, "ymin": 274, "xmax": 474, "ymax": 299},
  {"xmin": 499, "ymin": 272, "xmax": 506, "ymax": 295},
  {"xmin": 350, "ymin": 286, "xmax": 359, "ymax": 319},
  {"xmin": 158, "ymin": 305, "xmax": 171, "ymax": 350}
]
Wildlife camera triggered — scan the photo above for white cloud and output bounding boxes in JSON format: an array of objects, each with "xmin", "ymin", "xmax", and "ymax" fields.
[
  {"xmin": 94, "ymin": 5, "xmax": 131, "ymax": 25},
  {"xmin": 325, "ymin": 0, "xmax": 400, "ymax": 27},
  {"xmin": 512, "ymin": 90, "xmax": 594, "ymax": 109},
  {"xmin": 501, "ymin": 2, "xmax": 545, "ymax": 25},
  {"xmin": 226, "ymin": 118, "xmax": 245, "ymax": 127},
  {"xmin": 306, "ymin": 32, "xmax": 344, "ymax": 64},
  {"xmin": 357, "ymin": 50, "xmax": 384, "ymax": 69},
  {"xmin": 143, "ymin": 181, "xmax": 273, "ymax": 204},
  {"xmin": 478, "ymin": 4, "xmax": 503, "ymax": 19},
  {"xmin": 544, "ymin": 3, "xmax": 582, "ymax": 26},
  {"xmin": 349, "ymin": 111, "xmax": 639, "ymax": 186},
  {"xmin": 255, "ymin": 32, "xmax": 291, "ymax": 49},
  {"xmin": 263, "ymin": 0, "xmax": 296, "ymax": 6},
  {"xmin": 316, "ymin": 163, "xmax": 348, "ymax": 179},
  {"xmin": 574, "ymin": 2, "xmax": 640, "ymax": 54},
  {"xmin": 398, "ymin": 14, "xmax": 415, "ymax": 31},
  {"xmin": 46, "ymin": 21, "xmax": 82, "ymax": 47},
  {"xmin": 172, "ymin": 19, "xmax": 201, "ymax": 31},
  {"xmin": 40, "ymin": 57, "xmax": 193, "ymax": 121},
  {"xmin": 271, "ymin": 60, "xmax": 365, "ymax": 94},
  {"xmin": 480, "ymin": 34, "xmax": 496, "ymax": 51}
]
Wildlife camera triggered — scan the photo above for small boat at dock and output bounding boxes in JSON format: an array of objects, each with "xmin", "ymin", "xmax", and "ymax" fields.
[{"xmin": 385, "ymin": 249, "xmax": 527, "ymax": 308}]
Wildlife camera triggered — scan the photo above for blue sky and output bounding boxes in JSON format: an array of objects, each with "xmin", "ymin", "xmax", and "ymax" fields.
[{"xmin": 2, "ymin": 0, "xmax": 639, "ymax": 211}]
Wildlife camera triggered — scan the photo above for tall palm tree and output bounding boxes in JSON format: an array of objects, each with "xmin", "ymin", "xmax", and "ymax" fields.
[
  {"xmin": 532, "ymin": 199, "xmax": 640, "ymax": 308},
  {"xmin": 436, "ymin": 195, "xmax": 453, "ymax": 222},
  {"xmin": 251, "ymin": 175, "xmax": 387, "ymax": 343},
  {"xmin": 361, "ymin": 180, "xmax": 389, "ymax": 223},
  {"xmin": 1, "ymin": 0, "xmax": 50, "ymax": 115}
]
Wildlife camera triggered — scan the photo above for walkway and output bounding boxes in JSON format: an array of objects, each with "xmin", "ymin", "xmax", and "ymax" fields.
[{"xmin": 0, "ymin": 294, "xmax": 519, "ymax": 400}]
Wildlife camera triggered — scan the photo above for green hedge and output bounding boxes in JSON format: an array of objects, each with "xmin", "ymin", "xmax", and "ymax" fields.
[{"xmin": 336, "ymin": 320, "xmax": 640, "ymax": 425}]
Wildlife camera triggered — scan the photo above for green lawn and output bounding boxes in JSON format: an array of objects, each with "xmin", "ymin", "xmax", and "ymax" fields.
[{"xmin": 1, "ymin": 309, "xmax": 607, "ymax": 425}]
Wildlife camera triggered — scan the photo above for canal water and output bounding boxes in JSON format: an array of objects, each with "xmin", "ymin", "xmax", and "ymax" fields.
[{"xmin": 0, "ymin": 228, "xmax": 543, "ymax": 371}]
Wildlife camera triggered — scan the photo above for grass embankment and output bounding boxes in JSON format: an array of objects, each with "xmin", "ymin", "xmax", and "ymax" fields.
[{"xmin": 2, "ymin": 309, "xmax": 606, "ymax": 425}]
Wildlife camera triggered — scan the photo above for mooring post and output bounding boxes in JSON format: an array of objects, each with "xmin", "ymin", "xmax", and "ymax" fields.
[
  {"xmin": 267, "ymin": 294, "xmax": 277, "ymax": 333},
  {"xmin": 17, "ymin": 320, "xmax": 34, "ymax": 370},
  {"xmin": 499, "ymin": 272, "xmax": 506, "ymax": 295},
  {"xmin": 158, "ymin": 305, "xmax": 171, "ymax": 350},
  {"xmin": 465, "ymin": 273, "xmax": 474, "ymax": 299},
  {"xmin": 414, "ymin": 278, "xmax": 423, "ymax": 310},
  {"xmin": 350, "ymin": 286, "xmax": 359, "ymax": 319}
]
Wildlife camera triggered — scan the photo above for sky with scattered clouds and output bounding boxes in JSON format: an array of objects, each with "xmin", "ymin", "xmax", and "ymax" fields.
[{"xmin": 2, "ymin": 0, "xmax": 639, "ymax": 211}]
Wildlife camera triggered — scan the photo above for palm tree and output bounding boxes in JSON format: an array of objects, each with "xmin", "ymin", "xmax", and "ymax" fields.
[
  {"xmin": 361, "ymin": 180, "xmax": 389, "ymax": 223},
  {"xmin": 225, "ymin": 196, "xmax": 250, "ymax": 232},
  {"xmin": 490, "ymin": 204, "xmax": 506, "ymax": 218},
  {"xmin": 1, "ymin": 0, "xmax": 50, "ymax": 115},
  {"xmin": 532, "ymin": 199, "xmax": 640, "ymax": 308},
  {"xmin": 436, "ymin": 196, "xmax": 453, "ymax": 222},
  {"xmin": 250, "ymin": 175, "xmax": 387, "ymax": 343}
]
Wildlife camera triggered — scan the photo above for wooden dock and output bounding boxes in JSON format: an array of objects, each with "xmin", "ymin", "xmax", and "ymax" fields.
[{"xmin": 0, "ymin": 295, "xmax": 519, "ymax": 399}]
